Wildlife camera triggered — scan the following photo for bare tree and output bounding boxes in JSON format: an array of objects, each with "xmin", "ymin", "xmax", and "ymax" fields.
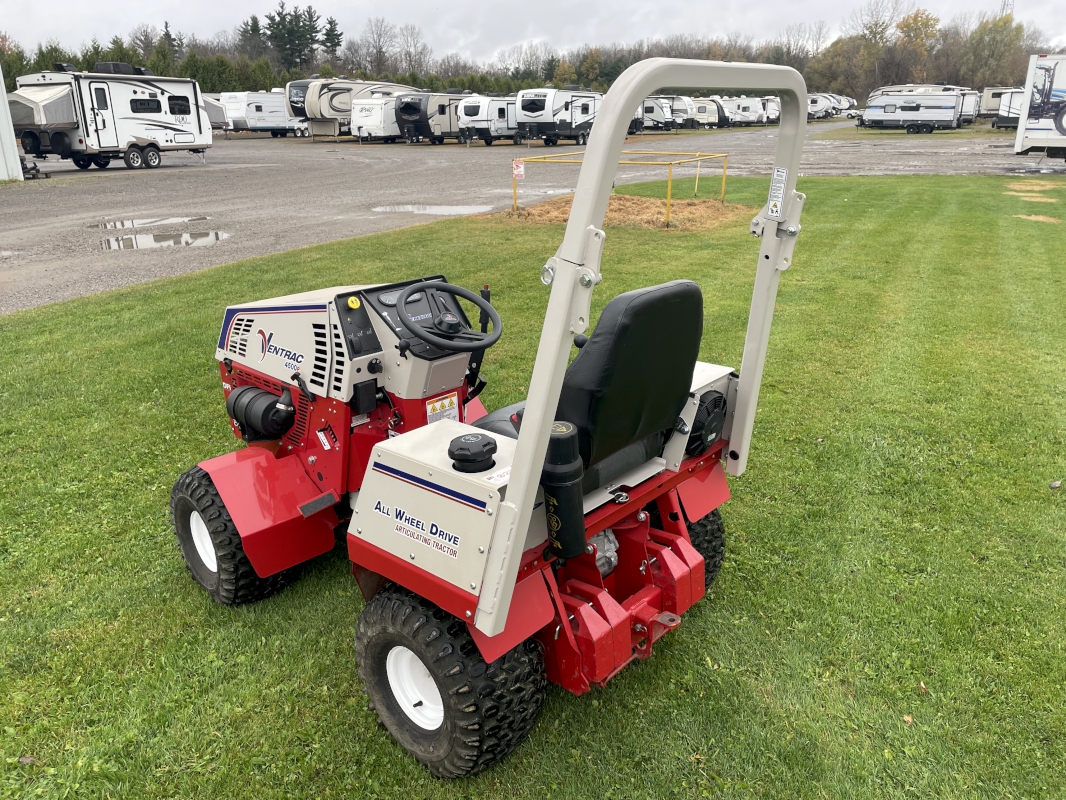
[
  {"xmin": 360, "ymin": 17, "xmax": 397, "ymax": 75},
  {"xmin": 128, "ymin": 24, "xmax": 159, "ymax": 60},
  {"xmin": 396, "ymin": 24, "xmax": 433, "ymax": 75},
  {"xmin": 435, "ymin": 52, "xmax": 479, "ymax": 80},
  {"xmin": 340, "ymin": 37, "xmax": 365, "ymax": 73}
]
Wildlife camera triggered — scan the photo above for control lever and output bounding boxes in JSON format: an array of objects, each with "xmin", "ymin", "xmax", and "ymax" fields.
[
  {"xmin": 464, "ymin": 284, "xmax": 491, "ymax": 402},
  {"xmin": 396, "ymin": 339, "xmax": 411, "ymax": 359},
  {"xmin": 290, "ymin": 372, "xmax": 315, "ymax": 403}
]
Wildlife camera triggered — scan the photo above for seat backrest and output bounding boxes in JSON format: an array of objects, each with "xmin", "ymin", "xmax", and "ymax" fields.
[{"xmin": 558, "ymin": 280, "xmax": 703, "ymax": 467}]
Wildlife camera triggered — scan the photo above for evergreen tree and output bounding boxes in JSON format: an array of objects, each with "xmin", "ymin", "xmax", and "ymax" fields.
[
  {"xmin": 147, "ymin": 40, "xmax": 175, "ymax": 76},
  {"xmin": 320, "ymin": 17, "xmax": 343, "ymax": 64},
  {"xmin": 160, "ymin": 22, "xmax": 177, "ymax": 55},
  {"xmin": 237, "ymin": 16, "xmax": 269, "ymax": 60}
]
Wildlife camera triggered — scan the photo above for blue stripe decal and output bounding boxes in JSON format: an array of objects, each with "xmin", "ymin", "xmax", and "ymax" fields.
[
  {"xmin": 372, "ymin": 462, "xmax": 487, "ymax": 509},
  {"xmin": 217, "ymin": 304, "xmax": 327, "ymax": 349}
]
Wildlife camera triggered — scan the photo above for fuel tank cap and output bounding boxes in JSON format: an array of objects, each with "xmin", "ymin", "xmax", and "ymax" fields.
[{"xmin": 448, "ymin": 432, "xmax": 497, "ymax": 473}]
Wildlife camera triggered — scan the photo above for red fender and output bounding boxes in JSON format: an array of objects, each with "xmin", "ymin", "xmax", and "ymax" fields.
[
  {"xmin": 675, "ymin": 460, "xmax": 730, "ymax": 522},
  {"xmin": 200, "ymin": 447, "xmax": 338, "ymax": 577}
]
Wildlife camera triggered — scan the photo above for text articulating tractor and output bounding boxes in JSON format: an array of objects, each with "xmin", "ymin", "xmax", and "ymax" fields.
[{"xmin": 170, "ymin": 58, "xmax": 807, "ymax": 777}]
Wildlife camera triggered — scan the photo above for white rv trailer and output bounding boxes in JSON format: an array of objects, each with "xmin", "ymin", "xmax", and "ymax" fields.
[
  {"xmin": 762, "ymin": 96, "xmax": 781, "ymax": 123},
  {"xmin": 457, "ymin": 95, "xmax": 519, "ymax": 144},
  {"xmin": 630, "ymin": 97, "xmax": 675, "ymax": 132},
  {"xmin": 221, "ymin": 91, "xmax": 307, "ymax": 137},
  {"xmin": 9, "ymin": 63, "xmax": 211, "ymax": 169},
  {"xmin": 959, "ymin": 90, "xmax": 980, "ymax": 124},
  {"xmin": 515, "ymin": 86, "xmax": 601, "ymax": 145},
  {"xmin": 202, "ymin": 94, "xmax": 231, "ymax": 131},
  {"xmin": 868, "ymin": 83, "xmax": 966, "ymax": 98},
  {"xmin": 691, "ymin": 97, "xmax": 726, "ymax": 128},
  {"xmin": 993, "ymin": 88, "xmax": 1025, "ymax": 128},
  {"xmin": 651, "ymin": 95, "xmax": 698, "ymax": 128},
  {"xmin": 350, "ymin": 97, "xmax": 401, "ymax": 142},
  {"xmin": 729, "ymin": 96, "xmax": 766, "ymax": 124},
  {"xmin": 807, "ymin": 94, "xmax": 834, "ymax": 119},
  {"xmin": 860, "ymin": 90, "xmax": 962, "ymax": 132},
  {"xmin": 979, "ymin": 85, "xmax": 1018, "ymax": 117},
  {"xmin": 1014, "ymin": 54, "xmax": 1066, "ymax": 161}
]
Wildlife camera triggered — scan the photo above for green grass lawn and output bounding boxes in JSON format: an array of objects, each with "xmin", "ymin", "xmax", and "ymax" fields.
[{"xmin": 1, "ymin": 175, "xmax": 1064, "ymax": 799}]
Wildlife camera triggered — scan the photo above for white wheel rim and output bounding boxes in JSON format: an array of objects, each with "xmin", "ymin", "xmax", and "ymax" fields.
[
  {"xmin": 386, "ymin": 645, "xmax": 444, "ymax": 730},
  {"xmin": 189, "ymin": 510, "xmax": 217, "ymax": 573}
]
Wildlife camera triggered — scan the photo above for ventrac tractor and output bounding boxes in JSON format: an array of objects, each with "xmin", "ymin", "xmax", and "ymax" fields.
[{"xmin": 170, "ymin": 58, "xmax": 808, "ymax": 777}]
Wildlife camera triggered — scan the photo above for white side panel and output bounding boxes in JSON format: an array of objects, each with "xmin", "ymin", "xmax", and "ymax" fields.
[
  {"xmin": 0, "ymin": 63, "xmax": 23, "ymax": 181},
  {"xmin": 351, "ymin": 420, "xmax": 515, "ymax": 594}
]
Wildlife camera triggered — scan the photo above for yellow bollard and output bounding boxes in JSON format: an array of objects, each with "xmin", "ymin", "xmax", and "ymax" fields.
[
  {"xmin": 720, "ymin": 155, "xmax": 728, "ymax": 201},
  {"xmin": 665, "ymin": 163, "xmax": 673, "ymax": 227},
  {"xmin": 694, "ymin": 153, "xmax": 701, "ymax": 198}
]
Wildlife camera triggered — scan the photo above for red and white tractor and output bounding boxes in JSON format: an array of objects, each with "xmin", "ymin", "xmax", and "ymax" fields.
[{"xmin": 170, "ymin": 58, "xmax": 807, "ymax": 777}]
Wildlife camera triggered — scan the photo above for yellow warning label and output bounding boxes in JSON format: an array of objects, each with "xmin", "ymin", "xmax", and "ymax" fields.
[{"xmin": 426, "ymin": 391, "xmax": 460, "ymax": 424}]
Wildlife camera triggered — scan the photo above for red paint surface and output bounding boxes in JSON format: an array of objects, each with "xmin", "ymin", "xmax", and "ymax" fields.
[
  {"xmin": 465, "ymin": 396, "xmax": 488, "ymax": 423},
  {"xmin": 467, "ymin": 570, "xmax": 555, "ymax": 663},
  {"xmin": 675, "ymin": 460, "xmax": 730, "ymax": 523},
  {"xmin": 199, "ymin": 447, "xmax": 337, "ymax": 577},
  {"xmin": 347, "ymin": 533, "xmax": 479, "ymax": 621}
]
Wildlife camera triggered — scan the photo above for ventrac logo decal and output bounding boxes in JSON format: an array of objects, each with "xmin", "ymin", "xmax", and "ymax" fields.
[
  {"xmin": 374, "ymin": 501, "xmax": 461, "ymax": 558},
  {"xmin": 257, "ymin": 329, "xmax": 305, "ymax": 371}
]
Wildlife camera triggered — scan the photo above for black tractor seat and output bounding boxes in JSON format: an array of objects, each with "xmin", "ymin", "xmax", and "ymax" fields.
[{"xmin": 472, "ymin": 280, "xmax": 703, "ymax": 494}]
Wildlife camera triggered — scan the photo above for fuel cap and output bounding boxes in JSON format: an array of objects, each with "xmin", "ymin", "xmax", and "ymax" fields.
[{"xmin": 449, "ymin": 432, "xmax": 497, "ymax": 473}]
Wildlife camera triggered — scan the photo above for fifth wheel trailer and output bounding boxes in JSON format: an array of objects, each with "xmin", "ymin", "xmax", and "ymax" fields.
[
  {"xmin": 1015, "ymin": 54, "xmax": 1066, "ymax": 161},
  {"xmin": 9, "ymin": 63, "xmax": 211, "ymax": 169}
]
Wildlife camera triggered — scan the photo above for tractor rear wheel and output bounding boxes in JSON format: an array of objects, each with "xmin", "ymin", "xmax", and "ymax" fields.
[
  {"xmin": 170, "ymin": 465, "xmax": 294, "ymax": 605},
  {"xmin": 687, "ymin": 509, "xmax": 726, "ymax": 589},
  {"xmin": 355, "ymin": 585, "xmax": 546, "ymax": 778}
]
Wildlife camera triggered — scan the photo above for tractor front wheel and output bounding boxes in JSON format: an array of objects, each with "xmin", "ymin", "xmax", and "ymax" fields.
[
  {"xmin": 355, "ymin": 585, "xmax": 546, "ymax": 778},
  {"xmin": 170, "ymin": 465, "xmax": 294, "ymax": 605},
  {"xmin": 688, "ymin": 508, "xmax": 726, "ymax": 589}
]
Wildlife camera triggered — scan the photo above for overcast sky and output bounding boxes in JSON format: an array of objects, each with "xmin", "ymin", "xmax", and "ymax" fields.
[{"xmin": 2, "ymin": 0, "xmax": 1063, "ymax": 61}]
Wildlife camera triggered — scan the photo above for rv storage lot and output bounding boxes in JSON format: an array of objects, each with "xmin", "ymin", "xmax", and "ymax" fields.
[{"xmin": 1, "ymin": 120, "xmax": 1060, "ymax": 314}]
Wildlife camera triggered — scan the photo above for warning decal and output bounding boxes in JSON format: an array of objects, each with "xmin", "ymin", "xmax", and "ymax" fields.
[
  {"xmin": 767, "ymin": 167, "xmax": 787, "ymax": 218},
  {"xmin": 426, "ymin": 391, "xmax": 460, "ymax": 424}
]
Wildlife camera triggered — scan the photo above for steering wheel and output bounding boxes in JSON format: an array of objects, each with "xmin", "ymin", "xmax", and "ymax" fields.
[{"xmin": 394, "ymin": 283, "xmax": 503, "ymax": 353}]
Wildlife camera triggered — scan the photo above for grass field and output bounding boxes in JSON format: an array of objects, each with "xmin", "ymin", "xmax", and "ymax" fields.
[{"xmin": 1, "ymin": 174, "xmax": 1064, "ymax": 799}]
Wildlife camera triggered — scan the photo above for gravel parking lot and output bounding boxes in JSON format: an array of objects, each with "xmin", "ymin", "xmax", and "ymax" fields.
[{"xmin": 1, "ymin": 121, "xmax": 1062, "ymax": 314}]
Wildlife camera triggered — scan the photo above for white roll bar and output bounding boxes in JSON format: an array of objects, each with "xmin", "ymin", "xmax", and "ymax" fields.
[{"xmin": 475, "ymin": 58, "xmax": 808, "ymax": 636}]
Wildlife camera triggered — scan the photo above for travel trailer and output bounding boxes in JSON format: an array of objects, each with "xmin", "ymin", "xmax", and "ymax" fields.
[
  {"xmin": 9, "ymin": 63, "xmax": 211, "ymax": 169},
  {"xmin": 993, "ymin": 88, "xmax": 1025, "ymax": 128},
  {"xmin": 733, "ymin": 96, "xmax": 767, "ymax": 124},
  {"xmin": 652, "ymin": 95, "xmax": 698, "ymax": 128},
  {"xmin": 860, "ymin": 90, "xmax": 962, "ymax": 132},
  {"xmin": 628, "ymin": 97, "xmax": 675, "ymax": 133},
  {"xmin": 396, "ymin": 90, "xmax": 467, "ymax": 144},
  {"xmin": 692, "ymin": 98, "xmax": 726, "ymax": 128},
  {"xmin": 515, "ymin": 86, "xmax": 602, "ymax": 145},
  {"xmin": 868, "ymin": 83, "xmax": 967, "ymax": 98},
  {"xmin": 979, "ymin": 85, "xmax": 1018, "ymax": 118},
  {"xmin": 457, "ymin": 95, "xmax": 519, "ymax": 144},
  {"xmin": 350, "ymin": 97, "xmax": 401, "ymax": 142},
  {"xmin": 959, "ymin": 90, "xmax": 980, "ymax": 124},
  {"xmin": 202, "ymin": 94, "xmax": 231, "ymax": 131},
  {"xmin": 1015, "ymin": 54, "xmax": 1066, "ymax": 160},
  {"xmin": 221, "ymin": 91, "xmax": 307, "ymax": 136},
  {"xmin": 807, "ymin": 94, "xmax": 834, "ymax": 119},
  {"xmin": 762, "ymin": 96, "xmax": 781, "ymax": 123}
]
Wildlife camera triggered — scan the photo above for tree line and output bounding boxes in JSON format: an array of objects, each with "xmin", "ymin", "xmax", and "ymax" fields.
[{"xmin": 1, "ymin": 1, "xmax": 1053, "ymax": 100}]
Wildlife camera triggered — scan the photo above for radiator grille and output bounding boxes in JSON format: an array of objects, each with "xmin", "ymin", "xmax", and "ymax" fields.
[
  {"xmin": 330, "ymin": 323, "xmax": 346, "ymax": 396},
  {"xmin": 309, "ymin": 323, "xmax": 329, "ymax": 389},
  {"xmin": 227, "ymin": 316, "xmax": 254, "ymax": 357}
]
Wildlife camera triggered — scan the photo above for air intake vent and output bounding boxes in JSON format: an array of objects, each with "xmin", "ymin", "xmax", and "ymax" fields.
[
  {"xmin": 228, "ymin": 317, "xmax": 254, "ymax": 357},
  {"xmin": 330, "ymin": 323, "xmax": 346, "ymax": 395},
  {"xmin": 309, "ymin": 323, "xmax": 329, "ymax": 388}
]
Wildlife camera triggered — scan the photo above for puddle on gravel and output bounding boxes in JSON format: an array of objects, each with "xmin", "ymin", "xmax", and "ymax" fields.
[
  {"xmin": 371, "ymin": 204, "xmax": 493, "ymax": 215},
  {"xmin": 95, "ymin": 216, "xmax": 209, "ymax": 229},
  {"xmin": 103, "ymin": 231, "xmax": 230, "ymax": 250}
]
